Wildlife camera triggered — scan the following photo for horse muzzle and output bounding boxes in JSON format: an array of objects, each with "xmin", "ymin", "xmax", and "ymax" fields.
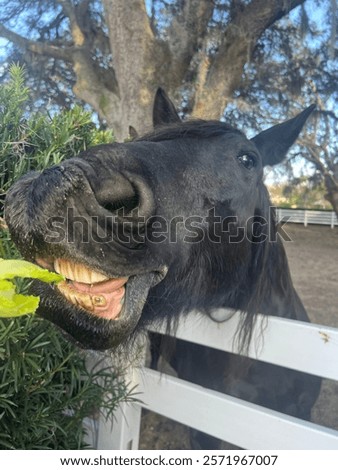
[{"xmin": 4, "ymin": 158, "xmax": 167, "ymax": 350}]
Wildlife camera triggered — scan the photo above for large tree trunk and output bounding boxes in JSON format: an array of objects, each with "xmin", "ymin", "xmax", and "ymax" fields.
[
  {"xmin": 102, "ymin": 0, "xmax": 214, "ymax": 140},
  {"xmin": 103, "ymin": 0, "xmax": 163, "ymax": 140}
]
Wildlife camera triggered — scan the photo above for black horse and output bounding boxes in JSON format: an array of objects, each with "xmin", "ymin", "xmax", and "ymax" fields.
[{"xmin": 5, "ymin": 89, "xmax": 321, "ymax": 449}]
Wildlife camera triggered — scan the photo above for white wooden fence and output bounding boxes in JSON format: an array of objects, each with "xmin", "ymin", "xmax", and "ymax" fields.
[
  {"xmin": 277, "ymin": 208, "xmax": 338, "ymax": 228},
  {"xmin": 86, "ymin": 311, "xmax": 338, "ymax": 450}
]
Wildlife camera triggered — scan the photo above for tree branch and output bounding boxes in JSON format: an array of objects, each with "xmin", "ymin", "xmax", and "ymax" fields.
[
  {"xmin": 56, "ymin": 0, "xmax": 86, "ymax": 46},
  {"xmin": 78, "ymin": 0, "xmax": 92, "ymax": 13},
  {"xmin": 299, "ymin": 138, "xmax": 338, "ymax": 192},
  {"xmin": 167, "ymin": 0, "xmax": 214, "ymax": 87},
  {"xmin": 193, "ymin": 0, "xmax": 306, "ymax": 118},
  {"xmin": 214, "ymin": 0, "xmax": 306, "ymax": 87},
  {"xmin": 0, "ymin": 10, "xmax": 119, "ymax": 123},
  {"xmin": 73, "ymin": 0, "xmax": 111, "ymax": 55},
  {"xmin": 0, "ymin": 23, "xmax": 73, "ymax": 62}
]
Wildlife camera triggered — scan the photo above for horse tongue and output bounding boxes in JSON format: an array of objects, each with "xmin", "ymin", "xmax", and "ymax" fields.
[{"xmin": 72, "ymin": 278, "xmax": 127, "ymax": 320}]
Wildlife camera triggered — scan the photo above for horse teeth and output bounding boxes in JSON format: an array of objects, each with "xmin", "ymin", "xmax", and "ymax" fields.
[
  {"xmin": 54, "ymin": 259, "xmax": 61, "ymax": 275},
  {"xmin": 53, "ymin": 259, "xmax": 109, "ymax": 284},
  {"xmin": 55, "ymin": 259, "xmax": 72, "ymax": 280},
  {"xmin": 77, "ymin": 295, "xmax": 94, "ymax": 312},
  {"xmin": 57, "ymin": 281, "xmax": 95, "ymax": 312},
  {"xmin": 83, "ymin": 268, "xmax": 91, "ymax": 283},
  {"xmin": 68, "ymin": 291, "xmax": 79, "ymax": 306}
]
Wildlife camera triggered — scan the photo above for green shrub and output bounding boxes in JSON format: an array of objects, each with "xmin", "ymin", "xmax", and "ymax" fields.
[
  {"xmin": 0, "ymin": 315, "xmax": 129, "ymax": 449},
  {"xmin": 0, "ymin": 64, "xmax": 113, "ymax": 196},
  {"xmin": 0, "ymin": 65, "xmax": 129, "ymax": 449}
]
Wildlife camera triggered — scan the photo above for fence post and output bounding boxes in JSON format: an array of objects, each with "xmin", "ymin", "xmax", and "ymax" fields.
[
  {"xmin": 331, "ymin": 211, "xmax": 335, "ymax": 229},
  {"xmin": 304, "ymin": 210, "xmax": 308, "ymax": 227},
  {"xmin": 95, "ymin": 364, "xmax": 144, "ymax": 450},
  {"xmin": 97, "ymin": 392, "xmax": 143, "ymax": 450},
  {"xmin": 91, "ymin": 340, "xmax": 147, "ymax": 450}
]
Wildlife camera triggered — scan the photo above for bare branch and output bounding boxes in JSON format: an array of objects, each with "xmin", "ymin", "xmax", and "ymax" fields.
[
  {"xmin": 167, "ymin": 0, "xmax": 214, "ymax": 87},
  {"xmin": 193, "ymin": 0, "xmax": 306, "ymax": 118},
  {"xmin": 213, "ymin": 0, "xmax": 306, "ymax": 85},
  {"xmin": 78, "ymin": 0, "xmax": 92, "ymax": 12},
  {"xmin": 56, "ymin": 0, "xmax": 86, "ymax": 46},
  {"xmin": 0, "ymin": 23, "xmax": 73, "ymax": 62},
  {"xmin": 299, "ymin": 138, "xmax": 338, "ymax": 191}
]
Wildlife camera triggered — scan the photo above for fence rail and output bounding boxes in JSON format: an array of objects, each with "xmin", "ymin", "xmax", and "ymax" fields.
[
  {"xmin": 277, "ymin": 208, "xmax": 338, "ymax": 228},
  {"xmin": 88, "ymin": 311, "xmax": 338, "ymax": 450}
]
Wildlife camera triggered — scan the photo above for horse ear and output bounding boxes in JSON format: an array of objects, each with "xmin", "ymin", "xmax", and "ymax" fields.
[
  {"xmin": 153, "ymin": 87, "xmax": 181, "ymax": 128},
  {"xmin": 252, "ymin": 105, "xmax": 316, "ymax": 167},
  {"xmin": 129, "ymin": 126, "xmax": 138, "ymax": 140}
]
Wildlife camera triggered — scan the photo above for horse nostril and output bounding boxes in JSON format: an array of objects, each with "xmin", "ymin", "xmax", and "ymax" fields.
[
  {"xmin": 102, "ymin": 195, "xmax": 139, "ymax": 214},
  {"xmin": 95, "ymin": 173, "xmax": 154, "ymax": 219},
  {"xmin": 124, "ymin": 173, "xmax": 155, "ymax": 220},
  {"xmin": 94, "ymin": 173, "xmax": 138, "ymax": 215}
]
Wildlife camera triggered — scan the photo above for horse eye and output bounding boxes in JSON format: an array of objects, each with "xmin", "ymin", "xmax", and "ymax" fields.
[{"xmin": 237, "ymin": 153, "xmax": 256, "ymax": 170}]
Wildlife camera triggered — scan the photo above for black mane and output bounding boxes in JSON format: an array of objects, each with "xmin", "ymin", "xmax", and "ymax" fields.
[{"xmin": 137, "ymin": 119, "xmax": 244, "ymax": 142}]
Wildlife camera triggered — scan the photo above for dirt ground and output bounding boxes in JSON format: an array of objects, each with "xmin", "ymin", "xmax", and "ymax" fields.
[{"xmin": 138, "ymin": 223, "xmax": 338, "ymax": 449}]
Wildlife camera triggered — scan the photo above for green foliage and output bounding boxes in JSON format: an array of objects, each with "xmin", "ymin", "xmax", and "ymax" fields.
[
  {"xmin": 0, "ymin": 66, "xmax": 128, "ymax": 449},
  {"xmin": 0, "ymin": 259, "xmax": 64, "ymax": 318},
  {"xmin": 0, "ymin": 316, "xmax": 129, "ymax": 449},
  {"xmin": 0, "ymin": 64, "xmax": 114, "ymax": 197},
  {"xmin": 268, "ymin": 178, "xmax": 332, "ymax": 210}
]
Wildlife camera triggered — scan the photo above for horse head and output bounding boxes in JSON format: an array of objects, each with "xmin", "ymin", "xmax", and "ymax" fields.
[{"xmin": 5, "ymin": 91, "xmax": 315, "ymax": 351}]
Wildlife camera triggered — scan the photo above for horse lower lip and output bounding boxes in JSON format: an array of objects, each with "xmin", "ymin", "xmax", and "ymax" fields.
[{"xmin": 57, "ymin": 278, "xmax": 128, "ymax": 320}]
